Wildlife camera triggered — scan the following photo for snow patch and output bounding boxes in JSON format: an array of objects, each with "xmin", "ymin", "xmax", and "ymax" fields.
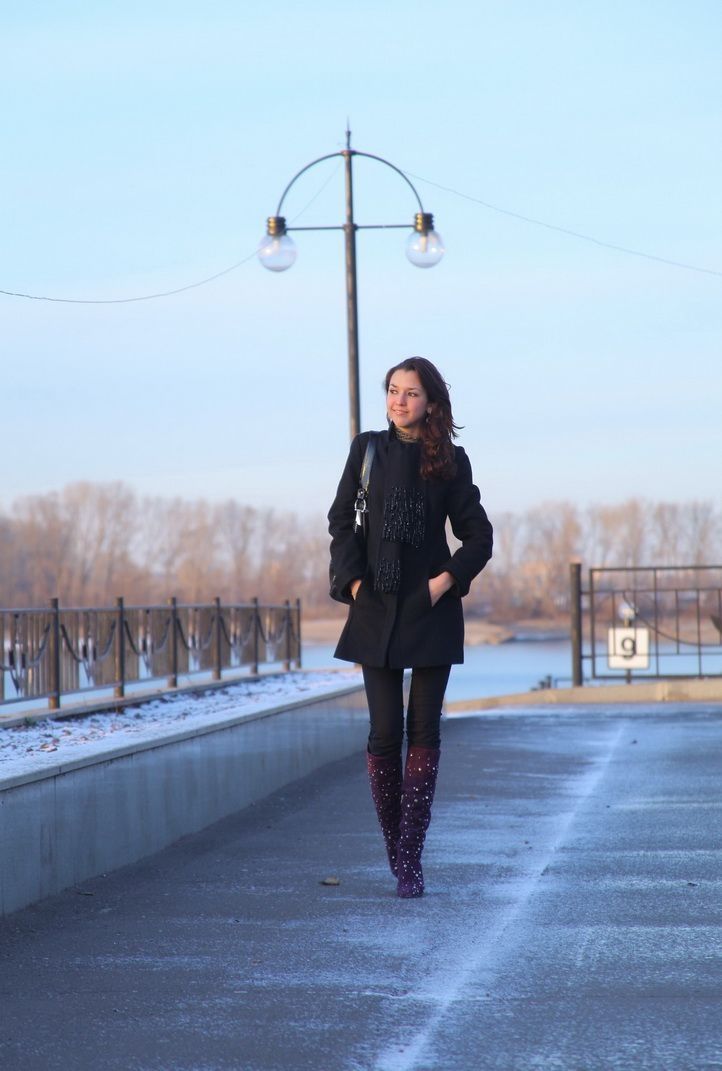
[{"xmin": 0, "ymin": 669, "xmax": 362, "ymax": 783}]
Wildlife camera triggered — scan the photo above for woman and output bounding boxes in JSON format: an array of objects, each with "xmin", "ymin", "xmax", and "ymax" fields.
[{"xmin": 328, "ymin": 357, "xmax": 493, "ymax": 898}]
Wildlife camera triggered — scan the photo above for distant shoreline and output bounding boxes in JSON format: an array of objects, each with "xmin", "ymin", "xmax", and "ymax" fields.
[{"xmin": 302, "ymin": 616, "xmax": 568, "ymax": 647}]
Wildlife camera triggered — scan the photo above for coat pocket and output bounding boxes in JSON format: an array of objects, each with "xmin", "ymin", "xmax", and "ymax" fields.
[{"xmin": 411, "ymin": 580, "xmax": 433, "ymax": 614}]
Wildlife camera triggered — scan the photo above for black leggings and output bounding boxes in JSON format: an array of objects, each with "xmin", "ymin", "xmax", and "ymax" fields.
[{"xmin": 362, "ymin": 664, "xmax": 452, "ymax": 758}]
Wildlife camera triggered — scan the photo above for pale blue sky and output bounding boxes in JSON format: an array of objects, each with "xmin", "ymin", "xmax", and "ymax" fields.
[{"xmin": 2, "ymin": 1, "xmax": 721, "ymax": 519}]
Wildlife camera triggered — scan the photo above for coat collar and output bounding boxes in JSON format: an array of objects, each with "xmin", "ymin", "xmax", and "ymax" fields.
[{"xmin": 383, "ymin": 422, "xmax": 421, "ymax": 445}]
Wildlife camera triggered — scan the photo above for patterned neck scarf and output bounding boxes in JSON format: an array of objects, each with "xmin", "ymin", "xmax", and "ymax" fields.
[{"xmin": 375, "ymin": 432, "xmax": 426, "ymax": 593}]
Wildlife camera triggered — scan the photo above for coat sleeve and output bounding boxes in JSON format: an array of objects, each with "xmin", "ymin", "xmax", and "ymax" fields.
[
  {"xmin": 327, "ymin": 433, "xmax": 369, "ymax": 604},
  {"xmin": 439, "ymin": 447, "xmax": 493, "ymax": 597}
]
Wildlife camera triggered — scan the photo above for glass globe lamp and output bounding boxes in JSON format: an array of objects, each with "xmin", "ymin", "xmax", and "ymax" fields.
[
  {"xmin": 405, "ymin": 213, "xmax": 445, "ymax": 268},
  {"xmin": 258, "ymin": 216, "xmax": 297, "ymax": 272}
]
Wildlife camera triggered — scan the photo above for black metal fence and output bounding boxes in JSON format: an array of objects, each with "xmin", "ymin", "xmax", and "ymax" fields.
[
  {"xmin": 0, "ymin": 597, "xmax": 302, "ymax": 710},
  {"xmin": 570, "ymin": 563, "xmax": 722, "ymax": 685}
]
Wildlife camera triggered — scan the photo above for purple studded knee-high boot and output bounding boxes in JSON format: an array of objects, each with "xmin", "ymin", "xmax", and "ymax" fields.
[
  {"xmin": 396, "ymin": 746, "xmax": 440, "ymax": 898},
  {"xmin": 366, "ymin": 751, "xmax": 403, "ymax": 877}
]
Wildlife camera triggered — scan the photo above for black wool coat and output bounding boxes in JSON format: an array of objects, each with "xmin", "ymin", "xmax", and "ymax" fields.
[{"xmin": 328, "ymin": 427, "xmax": 493, "ymax": 668}]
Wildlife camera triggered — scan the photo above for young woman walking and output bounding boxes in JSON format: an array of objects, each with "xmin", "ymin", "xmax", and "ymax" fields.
[{"xmin": 328, "ymin": 357, "xmax": 493, "ymax": 897}]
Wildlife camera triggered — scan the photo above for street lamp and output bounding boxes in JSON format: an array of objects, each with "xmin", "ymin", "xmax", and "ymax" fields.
[{"xmin": 258, "ymin": 130, "xmax": 444, "ymax": 440}]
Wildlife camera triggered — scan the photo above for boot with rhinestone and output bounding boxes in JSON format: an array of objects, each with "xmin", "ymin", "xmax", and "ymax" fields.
[
  {"xmin": 366, "ymin": 750, "xmax": 403, "ymax": 877},
  {"xmin": 396, "ymin": 746, "xmax": 440, "ymax": 898}
]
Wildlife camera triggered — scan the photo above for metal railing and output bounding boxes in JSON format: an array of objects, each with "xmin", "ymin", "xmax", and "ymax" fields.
[
  {"xmin": 570, "ymin": 563, "xmax": 722, "ymax": 685},
  {"xmin": 0, "ymin": 597, "xmax": 302, "ymax": 710}
]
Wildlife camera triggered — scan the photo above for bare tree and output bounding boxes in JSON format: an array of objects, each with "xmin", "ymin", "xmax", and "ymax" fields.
[
  {"xmin": 1, "ymin": 484, "xmax": 720, "ymax": 622},
  {"xmin": 11, "ymin": 492, "xmax": 76, "ymax": 603},
  {"xmin": 213, "ymin": 500, "xmax": 258, "ymax": 600},
  {"xmin": 54, "ymin": 482, "xmax": 139, "ymax": 603},
  {"xmin": 680, "ymin": 501, "xmax": 720, "ymax": 565}
]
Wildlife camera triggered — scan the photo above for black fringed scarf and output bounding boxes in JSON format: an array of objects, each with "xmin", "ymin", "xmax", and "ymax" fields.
[{"xmin": 374, "ymin": 432, "xmax": 426, "ymax": 594}]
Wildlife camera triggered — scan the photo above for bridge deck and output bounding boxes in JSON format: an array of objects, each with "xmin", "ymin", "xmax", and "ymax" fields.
[{"xmin": 1, "ymin": 702, "xmax": 721, "ymax": 1070}]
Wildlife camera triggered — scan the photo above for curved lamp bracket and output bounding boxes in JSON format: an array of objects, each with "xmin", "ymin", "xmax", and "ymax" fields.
[{"xmin": 276, "ymin": 149, "xmax": 426, "ymax": 220}]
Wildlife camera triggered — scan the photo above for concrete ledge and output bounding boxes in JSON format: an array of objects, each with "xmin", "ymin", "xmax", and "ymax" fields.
[
  {"xmin": 0, "ymin": 666, "xmax": 310, "ymax": 728},
  {"xmin": 0, "ymin": 683, "xmax": 367, "ymax": 917},
  {"xmin": 446, "ymin": 677, "xmax": 722, "ymax": 711}
]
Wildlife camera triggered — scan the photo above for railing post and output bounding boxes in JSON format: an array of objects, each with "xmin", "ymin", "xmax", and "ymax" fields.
[
  {"xmin": 49, "ymin": 597, "xmax": 61, "ymax": 710},
  {"xmin": 213, "ymin": 596, "xmax": 222, "ymax": 681},
  {"xmin": 251, "ymin": 597, "xmax": 259, "ymax": 676},
  {"xmin": 283, "ymin": 599, "xmax": 291, "ymax": 672},
  {"xmin": 168, "ymin": 596, "xmax": 178, "ymax": 688},
  {"xmin": 114, "ymin": 596, "xmax": 125, "ymax": 698},
  {"xmin": 570, "ymin": 561, "xmax": 583, "ymax": 687},
  {"xmin": 295, "ymin": 597, "xmax": 302, "ymax": 669}
]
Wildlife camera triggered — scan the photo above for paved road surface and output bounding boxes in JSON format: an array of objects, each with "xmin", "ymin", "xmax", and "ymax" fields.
[{"xmin": 1, "ymin": 702, "xmax": 721, "ymax": 1070}]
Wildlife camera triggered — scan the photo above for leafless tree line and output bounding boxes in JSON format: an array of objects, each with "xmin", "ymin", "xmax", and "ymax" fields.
[
  {"xmin": 0, "ymin": 482, "xmax": 327, "ymax": 611},
  {"xmin": 1, "ymin": 482, "xmax": 720, "ymax": 620},
  {"xmin": 484, "ymin": 499, "xmax": 722, "ymax": 619}
]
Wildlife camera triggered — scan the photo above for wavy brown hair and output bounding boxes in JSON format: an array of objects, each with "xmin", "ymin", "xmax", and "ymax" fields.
[{"xmin": 384, "ymin": 356, "xmax": 461, "ymax": 480}]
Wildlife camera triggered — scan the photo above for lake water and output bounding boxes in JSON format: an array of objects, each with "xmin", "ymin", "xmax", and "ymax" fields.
[
  {"xmin": 302, "ymin": 639, "xmax": 574, "ymax": 701},
  {"xmin": 5, "ymin": 635, "xmax": 716, "ymax": 715},
  {"xmin": 2, "ymin": 638, "xmax": 570, "ymax": 713}
]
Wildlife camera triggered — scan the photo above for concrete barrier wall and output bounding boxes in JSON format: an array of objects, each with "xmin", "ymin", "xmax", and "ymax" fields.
[{"xmin": 0, "ymin": 684, "xmax": 367, "ymax": 917}]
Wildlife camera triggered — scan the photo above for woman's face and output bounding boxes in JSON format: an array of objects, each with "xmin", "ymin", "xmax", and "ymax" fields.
[{"xmin": 386, "ymin": 369, "xmax": 429, "ymax": 435}]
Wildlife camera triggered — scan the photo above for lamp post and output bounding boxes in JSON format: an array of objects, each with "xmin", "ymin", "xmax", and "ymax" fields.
[{"xmin": 258, "ymin": 130, "xmax": 444, "ymax": 440}]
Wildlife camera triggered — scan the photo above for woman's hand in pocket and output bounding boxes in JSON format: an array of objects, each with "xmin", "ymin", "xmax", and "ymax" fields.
[
  {"xmin": 350, "ymin": 579, "xmax": 363, "ymax": 600},
  {"xmin": 428, "ymin": 571, "xmax": 455, "ymax": 607}
]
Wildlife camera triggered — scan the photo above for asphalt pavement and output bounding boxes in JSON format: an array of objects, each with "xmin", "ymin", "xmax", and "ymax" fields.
[{"xmin": 1, "ymin": 701, "xmax": 721, "ymax": 1071}]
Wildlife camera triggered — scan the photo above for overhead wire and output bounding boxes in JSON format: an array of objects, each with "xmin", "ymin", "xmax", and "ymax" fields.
[
  {"xmin": 0, "ymin": 160, "xmax": 342, "ymax": 308},
  {"xmin": 0, "ymin": 254, "xmax": 257, "ymax": 305},
  {"xmin": 404, "ymin": 169, "xmax": 722, "ymax": 279},
  {"xmin": 0, "ymin": 158, "xmax": 720, "ymax": 303}
]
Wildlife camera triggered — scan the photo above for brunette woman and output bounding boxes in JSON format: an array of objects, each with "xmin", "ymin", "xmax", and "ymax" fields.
[{"xmin": 328, "ymin": 357, "xmax": 493, "ymax": 897}]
